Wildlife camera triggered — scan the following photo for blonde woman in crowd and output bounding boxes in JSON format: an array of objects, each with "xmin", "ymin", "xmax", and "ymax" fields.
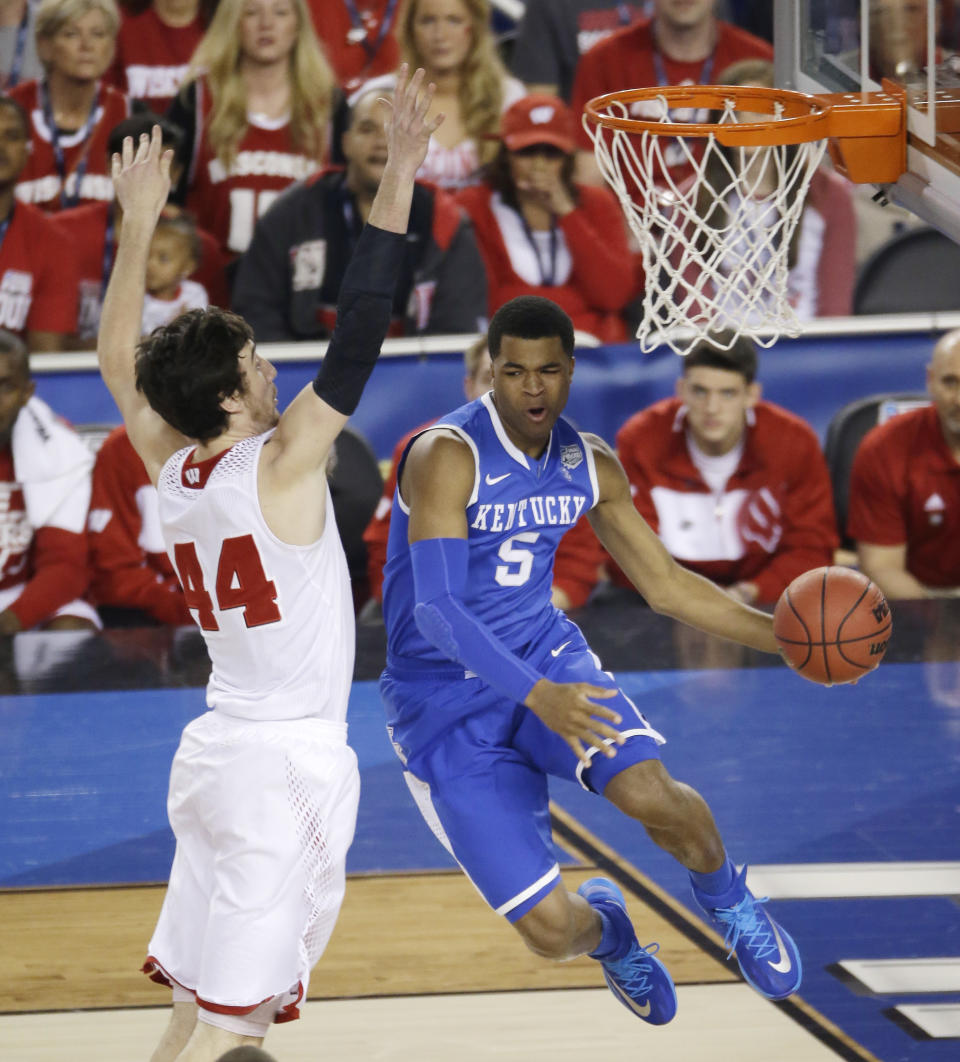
[
  {"xmin": 359, "ymin": 0, "xmax": 524, "ymax": 189},
  {"xmin": 10, "ymin": 0, "xmax": 129, "ymax": 210},
  {"xmin": 167, "ymin": 0, "xmax": 335, "ymax": 255}
]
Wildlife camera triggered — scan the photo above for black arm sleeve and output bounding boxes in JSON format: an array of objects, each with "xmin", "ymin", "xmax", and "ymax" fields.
[{"xmin": 312, "ymin": 223, "xmax": 405, "ymax": 415}]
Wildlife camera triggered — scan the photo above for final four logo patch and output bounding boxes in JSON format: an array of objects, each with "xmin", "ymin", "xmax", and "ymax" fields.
[{"xmin": 560, "ymin": 444, "xmax": 583, "ymax": 471}]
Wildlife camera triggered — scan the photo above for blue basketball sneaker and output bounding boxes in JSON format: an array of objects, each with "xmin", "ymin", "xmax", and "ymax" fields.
[
  {"xmin": 577, "ymin": 877, "xmax": 678, "ymax": 1025},
  {"xmin": 691, "ymin": 865, "xmax": 802, "ymax": 1000}
]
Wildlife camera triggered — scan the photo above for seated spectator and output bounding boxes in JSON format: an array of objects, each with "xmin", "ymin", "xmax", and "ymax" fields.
[
  {"xmin": 570, "ymin": 0, "xmax": 772, "ymax": 188},
  {"xmin": 56, "ymin": 112, "xmax": 230, "ymax": 346},
  {"xmin": 87, "ymin": 423, "xmax": 191, "ymax": 624},
  {"xmin": 360, "ymin": 0, "xmax": 525, "ymax": 190},
  {"xmin": 167, "ymin": 0, "xmax": 335, "ymax": 256},
  {"xmin": 232, "ymin": 85, "xmax": 486, "ymax": 340},
  {"xmin": 848, "ymin": 328, "xmax": 960, "ymax": 599},
  {"xmin": 614, "ymin": 331, "xmax": 838, "ymax": 607},
  {"xmin": 310, "ymin": 0, "xmax": 400, "ymax": 94},
  {"xmin": 0, "ymin": 96, "xmax": 79, "ymax": 351},
  {"xmin": 361, "ymin": 335, "xmax": 605, "ymax": 619},
  {"xmin": 10, "ymin": 0, "xmax": 129, "ymax": 210},
  {"xmin": 0, "ymin": 330, "xmax": 98, "ymax": 634},
  {"xmin": 455, "ymin": 93, "xmax": 634, "ymax": 343},
  {"xmin": 510, "ymin": 0, "xmax": 648, "ymax": 102},
  {"xmin": 692, "ymin": 59, "xmax": 856, "ymax": 321},
  {"xmin": 108, "ymin": 0, "xmax": 210, "ymax": 114},
  {"xmin": 0, "ymin": 0, "xmax": 44, "ymax": 89},
  {"xmin": 141, "ymin": 212, "xmax": 207, "ymax": 334}
]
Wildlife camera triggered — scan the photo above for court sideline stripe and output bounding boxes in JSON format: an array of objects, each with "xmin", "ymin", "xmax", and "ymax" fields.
[{"xmin": 548, "ymin": 802, "xmax": 881, "ymax": 1062}]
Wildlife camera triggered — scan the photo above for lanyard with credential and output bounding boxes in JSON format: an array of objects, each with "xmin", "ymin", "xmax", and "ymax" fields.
[
  {"xmin": 518, "ymin": 211, "xmax": 558, "ymax": 287},
  {"xmin": 652, "ymin": 45, "xmax": 715, "ymax": 88},
  {"xmin": 343, "ymin": 0, "xmax": 399, "ymax": 59},
  {"xmin": 40, "ymin": 79, "xmax": 100, "ymax": 209},
  {"xmin": 3, "ymin": 3, "xmax": 30, "ymax": 90}
]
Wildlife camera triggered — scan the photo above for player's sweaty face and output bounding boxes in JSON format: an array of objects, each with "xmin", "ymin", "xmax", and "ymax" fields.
[{"xmin": 491, "ymin": 335, "xmax": 573, "ymax": 455}]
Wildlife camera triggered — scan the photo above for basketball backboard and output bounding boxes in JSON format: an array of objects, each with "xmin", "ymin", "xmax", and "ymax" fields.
[{"xmin": 775, "ymin": 0, "xmax": 960, "ymax": 244}]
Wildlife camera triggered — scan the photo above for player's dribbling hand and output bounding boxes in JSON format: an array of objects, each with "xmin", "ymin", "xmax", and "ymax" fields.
[
  {"xmin": 110, "ymin": 124, "xmax": 173, "ymax": 228},
  {"xmin": 378, "ymin": 63, "xmax": 444, "ymax": 176},
  {"xmin": 524, "ymin": 678, "xmax": 624, "ymax": 766}
]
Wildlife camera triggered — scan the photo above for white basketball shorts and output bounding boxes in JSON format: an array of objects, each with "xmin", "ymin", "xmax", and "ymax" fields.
[{"xmin": 144, "ymin": 709, "xmax": 360, "ymax": 1021}]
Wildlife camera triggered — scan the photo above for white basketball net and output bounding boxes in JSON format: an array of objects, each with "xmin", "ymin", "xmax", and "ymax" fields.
[{"xmin": 586, "ymin": 94, "xmax": 828, "ymax": 356}]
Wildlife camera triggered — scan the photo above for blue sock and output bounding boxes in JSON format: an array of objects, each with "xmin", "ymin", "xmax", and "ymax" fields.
[
  {"xmin": 689, "ymin": 856, "xmax": 736, "ymax": 899},
  {"xmin": 588, "ymin": 903, "xmax": 632, "ymax": 962}
]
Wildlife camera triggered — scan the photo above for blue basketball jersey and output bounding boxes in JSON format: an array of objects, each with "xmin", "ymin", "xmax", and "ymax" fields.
[{"xmin": 382, "ymin": 392, "xmax": 599, "ymax": 670}]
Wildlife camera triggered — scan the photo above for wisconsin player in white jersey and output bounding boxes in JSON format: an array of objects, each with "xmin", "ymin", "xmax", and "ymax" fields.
[
  {"xmin": 381, "ymin": 296, "xmax": 805, "ymax": 1027},
  {"xmin": 96, "ymin": 65, "xmax": 441, "ymax": 1062}
]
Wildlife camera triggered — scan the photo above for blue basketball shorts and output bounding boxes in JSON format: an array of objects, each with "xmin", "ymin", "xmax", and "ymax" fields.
[{"xmin": 380, "ymin": 627, "xmax": 665, "ymax": 923}]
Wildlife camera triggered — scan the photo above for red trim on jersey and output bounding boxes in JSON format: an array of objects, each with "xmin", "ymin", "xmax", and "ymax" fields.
[
  {"xmin": 142, "ymin": 956, "xmax": 191, "ymax": 991},
  {"xmin": 196, "ymin": 994, "xmax": 275, "ymax": 1016},
  {"xmin": 273, "ymin": 981, "xmax": 304, "ymax": 1023},
  {"xmin": 181, "ymin": 446, "xmax": 234, "ymax": 489}
]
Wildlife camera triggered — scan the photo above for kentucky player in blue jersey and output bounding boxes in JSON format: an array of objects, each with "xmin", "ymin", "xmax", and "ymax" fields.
[{"xmin": 380, "ymin": 296, "xmax": 802, "ymax": 1025}]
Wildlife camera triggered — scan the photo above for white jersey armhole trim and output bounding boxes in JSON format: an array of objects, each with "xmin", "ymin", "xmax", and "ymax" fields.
[
  {"xmin": 394, "ymin": 424, "xmax": 481, "ymax": 516},
  {"xmin": 481, "ymin": 391, "xmax": 532, "ymax": 470},
  {"xmin": 580, "ymin": 432, "xmax": 601, "ymax": 510}
]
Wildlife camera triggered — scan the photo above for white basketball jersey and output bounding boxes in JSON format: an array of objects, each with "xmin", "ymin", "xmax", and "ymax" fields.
[{"xmin": 157, "ymin": 433, "xmax": 354, "ymax": 722}]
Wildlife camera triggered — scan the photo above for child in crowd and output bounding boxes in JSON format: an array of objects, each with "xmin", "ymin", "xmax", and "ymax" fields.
[{"xmin": 141, "ymin": 213, "xmax": 208, "ymax": 335}]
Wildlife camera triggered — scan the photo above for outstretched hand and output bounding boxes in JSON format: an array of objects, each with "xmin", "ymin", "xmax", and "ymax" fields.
[
  {"xmin": 110, "ymin": 125, "xmax": 173, "ymax": 228},
  {"xmin": 379, "ymin": 63, "xmax": 444, "ymax": 176},
  {"xmin": 525, "ymin": 678, "xmax": 624, "ymax": 766}
]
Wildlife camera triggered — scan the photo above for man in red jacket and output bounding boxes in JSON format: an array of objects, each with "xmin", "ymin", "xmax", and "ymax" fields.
[
  {"xmin": 614, "ymin": 331, "xmax": 837, "ymax": 606},
  {"xmin": 87, "ymin": 424, "xmax": 192, "ymax": 625},
  {"xmin": 0, "ymin": 330, "xmax": 98, "ymax": 634}
]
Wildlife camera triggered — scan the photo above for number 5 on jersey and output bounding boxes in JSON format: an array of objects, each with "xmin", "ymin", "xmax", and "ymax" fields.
[{"xmin": 174, "ymin": 534, "xmax": 282, "ymax": 631}]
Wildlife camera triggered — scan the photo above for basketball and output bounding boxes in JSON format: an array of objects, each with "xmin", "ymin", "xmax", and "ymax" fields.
[{"xmin": 773, "ymin": 567, "xmax": 892, "ymax": 686}]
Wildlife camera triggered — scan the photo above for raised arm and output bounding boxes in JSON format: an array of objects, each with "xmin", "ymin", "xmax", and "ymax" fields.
[
  {"xmin": 263, "ymin": 65, "xmax": 442, "ymax": 483},
  {"xmin": 98, "ymin": 128, "xmax": 190, "ymax": 481},
  {"xmin": 584, "ymin": 434, "xmax": 779, "ymax": 654}
]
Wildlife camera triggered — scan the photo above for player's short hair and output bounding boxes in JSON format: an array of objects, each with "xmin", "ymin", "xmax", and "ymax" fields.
[
  {"xmin": 108, "ymin": 113, "xmax": 184, "ymax": 157},
  {"xmin": 153, "ymin": 212, "xmax": 202, "ymax": 268},
  {"xmin": 683, "ymin": 331, "xmax": 758, "ymax": 384},
  {"xmin": 135, "ymin": 308, "xmax": 253, "ymax": 442},
  {"xmin": 0, "ymin": 95, "xmax": 29, "ymax": 138},
  {"xmin": 487, "ymin": 296, "xmax": 574, "ymax": 359},
  {"xmin": 0, "ymin": 329, "xmax": 29, "ymax": 380},
  {"xmin": 35, "ymin": 0, "xmax": 119, "ymax": 42},
  {"xmin": 463, "ymin": 335, "xmax": 489, "ymax": 378}
]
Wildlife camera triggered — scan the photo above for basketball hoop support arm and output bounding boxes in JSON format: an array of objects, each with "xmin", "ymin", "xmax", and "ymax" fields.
[{"xmin": 820, "ymin": 86, "xmax": 907, "ymax": 185}]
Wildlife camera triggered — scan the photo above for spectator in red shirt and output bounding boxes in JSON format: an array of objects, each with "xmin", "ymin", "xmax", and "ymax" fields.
[
  {"xmin": 87, "ymin": 423, "xmax": 191, "ymax": 625},
  {"xmin": 361, "ymin": 335, "xmax": 606, "ymax": 619},
  {"xmin": 848, "ymin": 328, "xmax": 960, "ymax": 599},
  {"xmin": 0, "ymin": 96, "xmax": 79, "ymax": 350},
  {"xmin": 570, "ymin": 0, "xmax": 772, "ymax": 187},
  {"xmin": 167, "ymin": 0, "xmax": 335, "ymax": 256},
  {"xmin": 56, "ymin": 111, "xmax": 230, "ymax": 347},
  {"xmin": 614, "ymin": 331, "xmax": 838, "ymax": 607},
  {"xmin": 0, "ymin": 330, "xmax": 98, "ymax": 634},
  {"xmin": 11, "ymin": 0, "xmax": 130, "ymax": 210},
  {"xmin": 108, "ymin": 0, "xmax": 211, "ymax": 113},
  {"xmin": 455, "ymin": 94, "xmax": 634, "ymax": 343},
  {"xmin": 309, "ymin": 0, "xmax": 400, "ymax": 94}
]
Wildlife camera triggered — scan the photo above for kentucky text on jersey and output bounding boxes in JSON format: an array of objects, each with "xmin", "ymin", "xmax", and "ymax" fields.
[{"xmin": 470, "ymin": 493, "xmax": 587, "ymax": 532}]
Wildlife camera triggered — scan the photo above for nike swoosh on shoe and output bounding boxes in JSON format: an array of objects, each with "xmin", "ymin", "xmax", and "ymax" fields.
[
  {"xmin": 609, "ymin": 981, "xmax": 651, "ymax": 1018},
  {"xmin": 767, "ymin": 922, "xmax": 793, "ymax": 974}
]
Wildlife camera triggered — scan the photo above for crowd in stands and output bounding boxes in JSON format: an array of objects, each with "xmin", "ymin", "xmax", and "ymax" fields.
[{"xmin": 0, "ymin": 0, "xmax": 957, "ymax": 636}]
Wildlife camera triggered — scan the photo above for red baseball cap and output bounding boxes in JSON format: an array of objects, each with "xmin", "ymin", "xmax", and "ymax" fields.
[{"xmin": 499, "ymin": 94, "xmax": 578, "ymax": 154}]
